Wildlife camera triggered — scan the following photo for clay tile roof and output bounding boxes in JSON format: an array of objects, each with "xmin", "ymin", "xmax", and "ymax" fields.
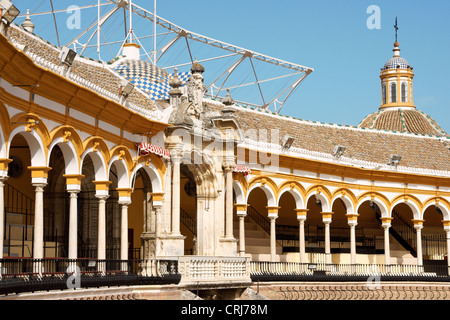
[
  {"xmin": 7, "ymin": 25, "xmax": 156, "ymax": 112},
  {"xmin": 209, "ymin": 102, "xmax": 450, "ymax": 172},
  {"xmin": 358, "ymin": 108, "xmax": 447, "ymax": 137}
]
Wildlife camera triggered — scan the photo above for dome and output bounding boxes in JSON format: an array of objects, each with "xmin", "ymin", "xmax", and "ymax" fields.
[
  {"xmin": 358, "ymin": 108, "xmax": 448, "ymax": 136},
  {"xmin": 383, "ymin": 56, "xmax": 409, "ymax": 70},
  {"xmin": 114, "ymin": 59, "xmax": 190, "ymax": 100}
]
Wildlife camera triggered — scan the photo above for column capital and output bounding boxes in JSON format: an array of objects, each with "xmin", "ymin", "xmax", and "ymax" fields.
[
  {"xmin": 295, "ymin": 208, "xmax": 308, "ymax": 221},
  {"xmin": 266, "ymin": 206, "xmax": 280, "ymax": 219},
  {"xmin": 223, "ymin": 162, "xmax": 236, "ymax": 173},
  {"xmin": 117, "ymin": 187, "xmax": 133, "ymax": 204},
  {"xmin": 235, "ymin": 203, "xmax": 248, "ymax": 216},
  {"xmin": 320, "ymin": 211, "xmax": 333, "ymax": 223},
  {"xmin": 442, "ymin": 220, "xmax": 450, "ymax": 231},
  {"xmin": 346, "ymin": 213, "xmax": 359, "ymax": 226},
  {"xmin": 0, "ymin": 158, "xmax": 12, "ymax": 176},
  {"xmin": 412, "ymin": 219, "xmax": 425, "ymax": 228},
  {"xmin": 28, "ymin": 166, "xmax": 51, "ymax": 184},
  {"xmin": 151, "ymin": 192, "xmax": 165, "ymax": 206},
  {"xmin": 93, "ymin": 180, "xmax": 112, "ymax": 197},
  {"xmin": 64, "ymin": 174, "xmax": 85, "ymax": 192},
  {"xmin": 380, "ymin": 216, "xmax": 393, "ymax": 226}
]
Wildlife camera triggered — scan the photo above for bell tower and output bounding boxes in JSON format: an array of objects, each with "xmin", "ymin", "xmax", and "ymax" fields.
[{"xmin": 379, "ymin": 19, "xmax": 415, "ymax": 110}]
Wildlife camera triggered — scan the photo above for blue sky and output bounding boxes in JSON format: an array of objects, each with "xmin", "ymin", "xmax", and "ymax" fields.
[{"xmin": 12, "ymin": 0, "xmax": 450, "ymax": 134}]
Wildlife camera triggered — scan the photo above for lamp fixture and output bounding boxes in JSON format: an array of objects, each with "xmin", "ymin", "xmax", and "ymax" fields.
[
  {"xmin": 333, "ymin": 145, "xmax": 346, "ymax": 158},
  {"xmin": 119, "ymin": 79, "xmax": 134, "ymax": 97},
  {"xmin": 389, "ymin": 154, "xmax": 402, "ymax": 166},
  {"xmin": 59, "ymin": 46, "xmax": 77, "ymax": 67},
  {"xmin": 0, "ymin": 0, "xmax": 20, "ymax": 25},
  {"xmin": 281, "ymin": 135, "xmax": 295, "ymax": 149}
]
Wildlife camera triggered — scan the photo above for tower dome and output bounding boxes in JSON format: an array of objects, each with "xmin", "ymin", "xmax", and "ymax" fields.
[{"xmin": 358, "ymin": 28, "xmax": 448, "ymax": 137}]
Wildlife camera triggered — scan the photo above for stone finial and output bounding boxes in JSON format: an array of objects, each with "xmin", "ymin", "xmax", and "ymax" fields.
[
  {"xmin": 191, "ymin": 58, "xmax": 205, "ymax": 74},
  {"xmin": 169, "ymin": 68, "xmax": 182, "ymax": 90},
  {"xmin": 22, "ymin": 9, "xmax": 35, "ymax": 33},
  {"xmin": 222, "ymin": 89, "xmax": 235, "ymax": 106},
  {"xmin": 221, "ymin": 89, "xmax": 235, "ymax": 117}
]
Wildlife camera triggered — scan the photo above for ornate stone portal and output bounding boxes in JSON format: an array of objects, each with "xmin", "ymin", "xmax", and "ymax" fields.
[{"xmin": 159, "ymin": 60, "xmax": 243, "ymax": 258}]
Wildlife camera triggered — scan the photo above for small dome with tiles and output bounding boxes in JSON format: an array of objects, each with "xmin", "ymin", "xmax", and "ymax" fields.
[
  {"xmin": 383, "ymin": 56, "xmax": 410, "ymax": 70},
  {"xmin": 114, "ymin": 58, "xmax": 191, "ymax": 101},
  {"xmin": 382, "ymin": 41, "xmax": 411, "ymax": 70}
]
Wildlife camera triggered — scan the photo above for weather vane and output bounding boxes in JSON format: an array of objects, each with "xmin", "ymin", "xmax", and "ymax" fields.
[{"xmin": 394, "ymin": 16, "xmax": 398, "ymax": 42}]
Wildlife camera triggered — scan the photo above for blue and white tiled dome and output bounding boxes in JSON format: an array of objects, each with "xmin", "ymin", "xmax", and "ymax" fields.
[
  {"xmin": 383, "ymin": 56, "xmax": 409, "ymax": 70},
  {"xmin": 115, "ymin": 59, "xmax": 191, "ymax": 100}
]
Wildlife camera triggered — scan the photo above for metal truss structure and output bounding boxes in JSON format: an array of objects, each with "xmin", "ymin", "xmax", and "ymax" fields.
[{"xmin": 16, "ymin": 0, "xmax": 313, "ymax": 113}]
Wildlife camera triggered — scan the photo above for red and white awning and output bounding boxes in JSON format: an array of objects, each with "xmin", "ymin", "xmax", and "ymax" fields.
[
  {"xmin": 233, "ymin": 165, "xmax": 251, "ymax": 175},
  {"xmin": 137, "ymin": 143, "xmax": 171, "ymax": 160}
]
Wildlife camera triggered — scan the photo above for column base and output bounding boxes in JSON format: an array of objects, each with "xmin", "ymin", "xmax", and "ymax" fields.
[
  {"xmin": 219, "ymin": 237, "xmax": 238, "ymax": 256},
  {"xmin": 157, "ymin": 234, "xmax": 186, "ymax": 257}
]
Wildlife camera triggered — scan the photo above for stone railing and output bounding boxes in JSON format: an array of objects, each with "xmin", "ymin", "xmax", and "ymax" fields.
[{"xmin": 177, "ymin": 256, "xmax": 251, "ymax": 285}]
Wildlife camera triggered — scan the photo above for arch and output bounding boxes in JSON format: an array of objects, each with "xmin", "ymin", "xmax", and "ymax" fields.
[
  {"xmin": 356, "ymin": 192, "xmax": 390, "ymax": 217},
  {"xmin": 390, "ymin": 194, "xmax": 422, "ymax": 220},
  {"xmin": 48, "ymin": 126, "xmax": 85, "ymax": 175},
  {"xmin": 331, "ymin": 188, "xmax": 357, "ymax": 215},
  {"xmin": 80, "ymin": 137, "xmax": 110, "ymax": 182},
  {"xmin": 0, "ymin": 102, "xmax": 11, "ymax": 158},
  {"xmin": 423, "ymin": 197, "xmax": 450, "ymax": 221},
  {"xmin": 305, "ymin": 185, "xmax": 332, "ymax": 212},
  {"xmin": 181, "ymin": 148, "xmax": 218, "ymax": 197},
  {"xmin": 130, "ymin": 160, "xmax": 163, "ymax": 193},
  {"xmin": 401, "ymin": 81, "xmax": 408, "ymax": 103},
  {"xmin": 277, "ymin": 182, "xmax": 305, "ymax": 209},
  {"xmin": 390, "ymin": 82, "xmax": 397, "ymax": 103},
  {"xmin": 80, "ymin": 149, "xmax": 108, "ymax": 182},
  {"xmin": 8, "ymin": 125, "xmax": 47, "ymax": 167},
  {"xmin": 108, "ymin": 146, "xmax": 134, "ymax": 189},
  {"xmin": 246, "ymin": 177, "xmax": 277, "ymax": 207},
  {"xmin": 233, "ymin": 179, "xmax": 246, "ymax": 204}
]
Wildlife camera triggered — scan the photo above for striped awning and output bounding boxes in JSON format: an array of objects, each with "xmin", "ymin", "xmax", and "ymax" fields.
[
  {"xmin": 137, "ymin": 143, "xmax": 171, "ymax": 160},
  {"xmin": 233, "ymin": 165, "xmax": 251, "ymax": 175}
]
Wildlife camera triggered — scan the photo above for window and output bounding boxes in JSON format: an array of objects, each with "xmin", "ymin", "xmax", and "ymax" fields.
[
  {"xmin": 390, "ymin": 82, "xmax": 397, "ymax": 103},
  {"xmin": 401, "ymin": 82, "xmax": 407, "ymax": 102},
  {"xmin": 382, "ymin": 84, "xmax": 386, "ymax": 104}
]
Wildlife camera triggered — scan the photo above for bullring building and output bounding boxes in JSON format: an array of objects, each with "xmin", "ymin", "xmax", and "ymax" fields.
[{"xmin": 0, "ymin": 1, "xmax": 450, "ymax": 300}]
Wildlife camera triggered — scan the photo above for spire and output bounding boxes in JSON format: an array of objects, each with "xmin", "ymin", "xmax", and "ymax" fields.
[
  {"xmin": 394, "ymin": 16, "xmax": 398, "ymax": 43},
  {"xmin": 393, "ymin": 17, "xmax": 400, "ymax": 56}
]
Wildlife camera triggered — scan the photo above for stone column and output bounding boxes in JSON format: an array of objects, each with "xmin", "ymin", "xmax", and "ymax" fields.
[
  {"xmin": 444, "ymin": 221, "xmax": 450, "ymax": 276},
  {"xmin": 346, "ymin": 213, "xmax": 359, "ymax": 268},
  {"xmin": 63, "ymin": 174, "xmax": 84, "ymax": 261},
  {"xmin": 321, "ymin": 212, "xmax": 333, "ymax": 265},
  {"xmin": 117, "ymin": 188, "xmax": 132, "ymax": 272},
  {"xmin": 28, "ymin": 166, "xmax": 51, "ymax": 276},
  {"xmin": 0, "ymin": 175, "xmax": 8, "ymax": 278},
  {"xmin": 235, "ymin": 204, "xmax": 248, "ymax": 257},
  {"xmin": 295, "ymin": 209, "xmax": 308, "ymax": 264},
  {"xmin": 381, "ymin": 217, "xmax": 393, "ymax": 272},
  {"xmin": 171, "ymin": 151, "xmax": 182, "ymax": 236},
  {"xmin": 151, "ymin": 193, "xmax": 164, "ymax": 257},
  {"xmin": 412, "ymin": 219, "xmax": 424, "ymax": 272},
  {"xmin": 223, "ymin": 163, "xmax": 236, "ymax": 240},
  {"xmin": 93, "ymin": 181, "xmax": 111, "ymax": 273},
  {"xmin": 0, "ymin": 160, "xmax": 11, "ymax": 277},
  {"xmin": 267, "ymin": 206, "xmax": 280, "ymax": 262}
]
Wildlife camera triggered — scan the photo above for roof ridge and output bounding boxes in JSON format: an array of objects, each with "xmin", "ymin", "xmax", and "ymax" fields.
[{"xmin": 226, "ymin": 102, "xmax": 449, "ymax": 140}]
